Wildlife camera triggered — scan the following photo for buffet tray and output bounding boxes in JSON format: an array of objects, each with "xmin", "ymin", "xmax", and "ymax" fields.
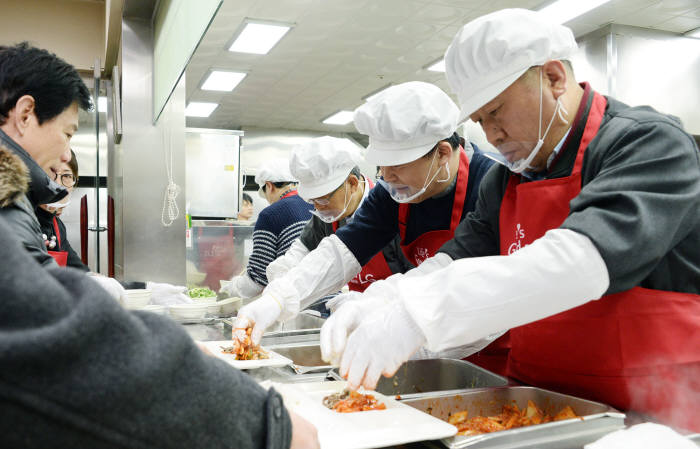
[
  {"xmin": 401, "ymin": 386, "xmax": 626, "ymax": 449},
  {"xmin": 266, "ymin": 342, "xmax": 335, "ymax": 374}
]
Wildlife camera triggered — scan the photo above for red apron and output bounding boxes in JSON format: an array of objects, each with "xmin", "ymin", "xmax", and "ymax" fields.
[
  {"xmin": 500, "ymin": 91, "xmax": 700, "ymax": 430},
  {"xmin": 333, "ymin": 179, "xmax": 393, "ymax": 292},
  {"xmin": 397, "ymin": 148, "xmax": 469, "ymax": 266},
  {"xmin": 48, "ymin": 216, "xmax": 68, "ymax": 267}
]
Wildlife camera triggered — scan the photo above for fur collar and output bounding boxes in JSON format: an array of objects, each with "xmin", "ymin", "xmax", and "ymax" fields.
[{"xmin": 0, "ymin": 145, "xmax": 30, "ymax": 208}]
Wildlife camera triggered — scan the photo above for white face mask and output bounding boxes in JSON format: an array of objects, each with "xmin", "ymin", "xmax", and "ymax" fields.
[
  {"xmin": 44, "ymin": 198, "xmax": 71, "ymax": 212},
  {"xmin": 379, "ymin": 149, "xmax": 450, "ymax": 203},
  {"xmin": 311, "ymin": 185, "xmax": 351, "ymax": 223},
  {"xmin": 502, "ymin": 72, "xmax": 569, "ymax": 174}
]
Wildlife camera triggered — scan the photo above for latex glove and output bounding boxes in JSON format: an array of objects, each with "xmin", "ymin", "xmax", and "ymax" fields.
[
  {"xmin": 320, "ymin": 293, "xmax": 391, "ymax": 364},
  {"xmin": 146, "ymin": 281, "xmax": 191, "ymax": 306},
  {"xmin": 585, "ymin": 423, "xmax": 696, "ymax": 449},
  {"xmin": 324, "ymin": 290, "xmax": 362, "ymax": 313},
  {"xmin": 220, "ymin": 273, "xmax": 263, "ymax": 299},
  {"xmin": 339, "ymin": 301, "xmax": 426, "ymax": 390},
  {"xmin": 87, "ymin": 273, "xmax": 124, "ymax": 301},
  {"xmin": 232, "ymin": 294, "xmax": 284, "ymax": 345}
]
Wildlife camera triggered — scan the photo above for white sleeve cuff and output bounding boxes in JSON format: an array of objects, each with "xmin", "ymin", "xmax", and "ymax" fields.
[{"xmin": 235, "ymin": 273, "xmax": 264, "ymax": 299}]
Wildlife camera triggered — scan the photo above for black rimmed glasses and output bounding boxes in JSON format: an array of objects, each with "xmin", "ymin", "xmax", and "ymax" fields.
[{"xmin": 53, "ymin": 172, "xmax": 77, "ymax": 188}]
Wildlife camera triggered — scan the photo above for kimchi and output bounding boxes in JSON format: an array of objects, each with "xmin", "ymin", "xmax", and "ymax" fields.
[
  {"xmin": 323, "ymin": 390, "xmax": 387, "ymax": 413},
  {"xmin": 221, "ymin": 327, "xmax": 269, "ymax": 360}
]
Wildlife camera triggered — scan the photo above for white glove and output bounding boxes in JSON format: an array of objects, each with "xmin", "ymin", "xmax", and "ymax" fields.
[
  {"xmin": 232, "ymin": 293, "xmax": 284, "ymax": 345},
  {"xmin": 339, "ymin": 301, "xmax": 426, "ymax": 390},
  {"xmin": 87, "ymin": 273, "xmax": 124, "ymax": 301},
  {"xmin": 320, "ymin": 293, "xmax": 392, "ymax": 364},
  {"xmin": 266, "ymin": 239, "xmax": 310, "ymax": 282},
  {"xmin": 324, "ymin": 290, "xmax": 362, "ymax": 313},
  {"xmin": 146, "ymin": 281, "xmax": 191, "ymax": 306},
  {"xmin": 220, "ymin": 273, "xmax": 263, "ymax": 299}
]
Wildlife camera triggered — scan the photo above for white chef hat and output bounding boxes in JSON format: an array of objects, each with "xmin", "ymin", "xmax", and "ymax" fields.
[
  {"xmin": 353, "ymin": 81, "xmax": 459, "ymax": 166},
  {"xmin": 255, "ymin": 158, "xmax": 297, "ymax": 188},
  {"xmin": 445, "ymin": 8, "xmax": 578, "ymax": 121},
  {"xmin": 290, "ymin": 136, "xmax": 362, "ymax": 200}
]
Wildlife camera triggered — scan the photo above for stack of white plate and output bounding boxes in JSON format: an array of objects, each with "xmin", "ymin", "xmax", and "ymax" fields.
[
  {"xmin": 168, "ymin": 303, "xmax": 209, "ymax": 321},
  {"xmin": 121, "ymin": 289, "xmax": 152, "ymax": 309}
]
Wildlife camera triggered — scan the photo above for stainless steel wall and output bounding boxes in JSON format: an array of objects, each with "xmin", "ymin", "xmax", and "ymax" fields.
[
  {"xmin": 572, "ymin": 24, "xmax": 700, "ymax": 134},
  {"xmin": 115, "ymin": 17, "xmax": 187, "ymax": 284}
]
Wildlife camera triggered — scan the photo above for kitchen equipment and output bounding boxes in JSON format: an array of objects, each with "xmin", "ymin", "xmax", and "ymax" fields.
[
  {"xmin": 401, "ymin": 386, "xmax": 626, "ymax": 449},
  {"xmin": 329, "ymin": 359, "xmax": 507, "ymax": 399}
]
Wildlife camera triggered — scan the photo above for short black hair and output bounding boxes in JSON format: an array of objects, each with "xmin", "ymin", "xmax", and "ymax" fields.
[
  {"xmin": 67, "ymin": 149, "xmax": 79, "ymax": 179},
  {"xmin": 241, "ymin": 192, "xmax": 253, "ymax": 204},
  {"xmin": 423, "ymin": 132, "xmax": 462, "ymax": 158},
  {"xmin": 0, "ymin": 42, "xmax": 92, "ymax": 126}
]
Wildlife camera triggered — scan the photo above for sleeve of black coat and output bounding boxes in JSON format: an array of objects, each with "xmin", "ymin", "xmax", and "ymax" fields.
[
  {"xmin": 0, "ymin": 217, "xmax": 292, "ymax": 449},
  {"xmin": 0, "ymin": 201, "xmax": 57, "ymax": 267}
]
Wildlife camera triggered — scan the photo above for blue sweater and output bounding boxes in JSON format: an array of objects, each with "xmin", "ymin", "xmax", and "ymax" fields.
[
  {"xmin": 247, "ymin": 193, "xmax": 313, "ymax": 286},
  {"xmin": 335, "ymin": 144, "xmax": 495, "ymax": 266}
]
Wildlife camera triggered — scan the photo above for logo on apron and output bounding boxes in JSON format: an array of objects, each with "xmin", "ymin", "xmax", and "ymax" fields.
[{"xmin": 507, "ymin": 223, "xmax": 526, "ymax": 255}]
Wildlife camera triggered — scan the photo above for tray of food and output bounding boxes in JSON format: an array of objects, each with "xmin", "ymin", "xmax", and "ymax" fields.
[
  {"xmin": 270, "ymin": 380, "xmax": 457, "ymax": 449},
  {"xmin": 400, "ymin": 386, "xmax": 626, "ymax": 449},
  {"xmin": 329, "ymin": 359, "xmax": 508, "ymax": 399},
  {"xmin": 199, "ymin": 338, "xmax": 292, "ymax": 370}
]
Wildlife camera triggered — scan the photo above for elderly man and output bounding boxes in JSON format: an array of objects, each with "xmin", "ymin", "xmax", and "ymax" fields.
[{"xmin": 329, "ymin": 9, "xmax": 700, "ymax": 431}]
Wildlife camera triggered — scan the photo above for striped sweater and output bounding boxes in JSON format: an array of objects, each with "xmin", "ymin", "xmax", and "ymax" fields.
[{"xmin": 247, "ymin": 192, "xmax": 313, "ymax": 287}]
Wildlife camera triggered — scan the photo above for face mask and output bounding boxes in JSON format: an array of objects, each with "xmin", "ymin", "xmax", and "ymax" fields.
[
  {"xmin": 310, "ymin": 185, "xmax": 351, "ymax": 223},
  {"xmin": 379, "ymin": 149, "xmax": 450, "ymax": 203},
  {"xmin": 503, "ymin": 71, "xmax": 569, "ymax": 174},
  {"xmin": 44, "ymin": 198, "xmax": 71, "ymax": 213}
]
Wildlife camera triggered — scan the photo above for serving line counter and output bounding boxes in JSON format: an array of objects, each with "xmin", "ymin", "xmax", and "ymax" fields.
[{"xmin": 179, "ymin": 315, "xmax": 699, "ymax": 449}]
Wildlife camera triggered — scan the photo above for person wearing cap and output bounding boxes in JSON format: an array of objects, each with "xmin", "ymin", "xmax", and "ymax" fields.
[
  {"xmin": 220, "ymin": 159, "xmax": 313, "ymax": 299},
  {"xmin": 230, "ymin": 81, "xmax": 495, "ymax": 348},
  {"xmin": 329, "ymin": 8, "xmax": 700, "ymax": 431},
  {"xmin": 263, "ymin": 136, "xmax": 410, "ymax": 315}
]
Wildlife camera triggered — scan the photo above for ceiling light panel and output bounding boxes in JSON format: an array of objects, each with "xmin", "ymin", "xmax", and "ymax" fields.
[
  {"xmin": 322, "ymin": 110, "xmax": 354, "ymax": 125},
  {"xmin": 201, "ymin": 71, "xmax": 247, "ymax": 91},
  {"xmin": 229, "ymin": 22, "xmax": 291, "ymax": 54},
  {"xmin": 538, "ymin": 0, "xmax": 613, "ymax": 24},
  {"xmin": 426, "ymin": 59, "xmax": 445, "ymax": 72},
  {"xmin": 362, "ymin": 84, "xmax": 392, "ymax": 103},
  {"xmin": 185, "ymin": 102, "xmax": 219, "ymax": 117}
]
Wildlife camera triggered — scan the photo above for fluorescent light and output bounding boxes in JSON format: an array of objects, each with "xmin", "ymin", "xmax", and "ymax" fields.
[
  {"xmin": 322, "ymin": 110, "xmax": 354, "ymax": 125},
  {"xmin": 185, "ymin": 102, "xmax": 218, "ymax": 117},
  {"xmin": 537, "ymin": 0, "xmax": 612, "ymax": 24},
  {"xmin": 427, "ymin": 59, "xmax": 445, "ymax": 72},
  {"xmin": 362, "ymin": 85, "xmax": 392, "ymax": 103},
  {"xmin": 229, "ymin": 22, "xmax": 291, "ymax": 54},
  {"xmin": 201, "ymin": 71, "xmax": 246, "ymax": 91},
  {"xmin": 97, "ymin": 96, "xmax": 107, "ymax": 112}
]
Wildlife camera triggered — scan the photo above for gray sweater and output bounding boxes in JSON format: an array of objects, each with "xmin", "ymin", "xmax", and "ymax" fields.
[{"xmin": 0, "ymin": 215, "xmax": 292, "ymax": 448}]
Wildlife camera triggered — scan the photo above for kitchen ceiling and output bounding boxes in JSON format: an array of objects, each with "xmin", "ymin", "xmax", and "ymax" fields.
[{"xmin": 184, "ymin": 0, "xmax": 700, "ymax": 134}]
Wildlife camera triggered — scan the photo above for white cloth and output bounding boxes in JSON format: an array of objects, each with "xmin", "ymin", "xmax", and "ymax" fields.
[
  {"xmin": 266, "ymin": 239, "xmax": 310, "ymax": 283},
  {"xmin": 444, "ymin": 8, "xmax": 578, "ymax": 120},
  {"xmin": 87, "ymin": 274, "xmax": 124, "ymax": 301},
  {"xmin": 290, "ymin": 136, "xmax": 362, "ymax": 200},
  {"xmin": 339, "ymin": 300, "xmax": 426, "ymax": 391},
  {"xmin": 354, "ymin": 81, "xmax": 460, "ymax": 166},
  {"xmin": 400, "ymin": 229, "xmax": 609, "ymax": 352},
  {"xmin": 264, "ymin": 234, "xmax": 361, "ymax": 321},
  {"xmin": 584, "ymin": 423, "xmax": 696, "ymax": 449},
  {"xmin": 254, "ymin": 158, "xmax": 296, "ymax": 187},
  {"xmin": 220, "ymin": 273, "xmax": 264, "ymax": 300}
]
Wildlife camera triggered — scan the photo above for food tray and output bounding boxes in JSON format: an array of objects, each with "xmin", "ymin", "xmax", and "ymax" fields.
[
  {"xmin": 270, "ymin": 380, "xmax": 457, "ymax": 449},
  {"xmin": 329, "ymin": 359, "xmax": 507, "ymax": 399},
  {"xmin": 199, "ymin": 340, "xmax": 293, "ymax": 370},
  {"xmin": 266, "ymin": 342, "xmax": 335, "ymax": 374},
  {"xmin": 401, "ymin": 386, "xmax": 626, "ymax": 449}
]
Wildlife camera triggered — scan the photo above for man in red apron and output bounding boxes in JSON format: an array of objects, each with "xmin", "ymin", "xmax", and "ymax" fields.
[
  {"xmin": 331, "ymin": 9, "xmax": 700, "ymax": 431},
  {"xmin": 233, "ymin": 81, "xmax": 495, "ymax": 347}
]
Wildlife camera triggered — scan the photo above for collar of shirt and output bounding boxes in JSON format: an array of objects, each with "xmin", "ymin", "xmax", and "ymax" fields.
[{"xmin": 521, "ymin": 128, "xmax": 572, "ymax": 181}]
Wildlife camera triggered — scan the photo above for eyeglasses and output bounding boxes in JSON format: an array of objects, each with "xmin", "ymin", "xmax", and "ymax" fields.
[
  {"xmin": 53, "ymin": 172, "xmax": 77, "ymax": 188},
  {"xmin": 307, "ymin": 181, "xmax": 345, "ymax": 206}
]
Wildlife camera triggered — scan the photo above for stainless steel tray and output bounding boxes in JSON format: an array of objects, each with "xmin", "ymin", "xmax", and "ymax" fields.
[
  {"xmin": 401, "ymin": 386, "xmax": 626, "ymax": 449},
  {"xmin": 222, "ymin": 312, "xmax": 325, "ymax": 345},
  {"xmin": 265, "ymin": 342, "xmax": 334, "ymax": 374},
  {"xmin": 329, "ymin": 359, "xmax": 507, "ymax": 399}
]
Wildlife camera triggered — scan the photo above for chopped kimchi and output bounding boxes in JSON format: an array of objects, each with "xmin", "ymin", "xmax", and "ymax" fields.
[
  {"xmin": 323, "ymin": 389, "xmax": 387, "ymax": 413},
  {"xmin": 221, "ymin": 327, "xmax": 269, "ymax": 360}
]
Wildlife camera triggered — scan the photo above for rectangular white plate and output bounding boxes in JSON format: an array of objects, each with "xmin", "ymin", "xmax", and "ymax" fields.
[
  {"xmin": 271, "ymin": 381, "xmax": 457, "ymax": 449},
  {"xmin": 200, "ymin": 340, "xmax": 292, "ymax": 370}
]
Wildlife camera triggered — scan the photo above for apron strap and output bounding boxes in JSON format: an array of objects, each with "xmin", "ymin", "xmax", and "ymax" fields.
[
  {"xmin": 52, "ymin": 216, "xmax": 62, "ymax": 251},
  {"xmin": 573, "ymin": 92, "xmax": 607, "ymax": 175}
]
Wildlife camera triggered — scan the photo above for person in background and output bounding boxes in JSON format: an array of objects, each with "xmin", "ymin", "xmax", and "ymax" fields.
[
  {"xmin": 261, "ymin": 136, "xmax": 411, "ymax": 318},
  {"xmin": 220, "ymin": 159, "xmax": 313, "ymax": 299},
  {"xmin": 237, "ymin": 192, "xmax": 254, "ymax": 221},
  {"xmin": 231, "ymin": 82, "xmax": 495, "ymax": 348},
  {"xmin": 35, "ymin": 149, "xmax": 86, "ymax": 270},
  {"xmin": 327, "ymin": 9, "xmax": 700, "ymax": 431}
]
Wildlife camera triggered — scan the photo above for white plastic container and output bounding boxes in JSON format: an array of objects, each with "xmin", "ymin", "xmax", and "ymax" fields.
[
  {"xmin": 169, "ymin": 303, "xmax": 208, "ymax": 320},
  {"xmin": 121, "ymin": 289, "xmax": 152, "ymax": 308},
  {"xmin": 136, "ymin": 304, "xmax": 168, "ymax": 315}
]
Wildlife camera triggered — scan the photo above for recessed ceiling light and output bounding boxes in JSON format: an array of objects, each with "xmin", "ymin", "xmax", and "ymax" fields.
[
  {"xmin": 322, "ymin": 110, "xmax": 354, "ymax": 125},
  {"xmin": 201, "ymin": 71, "xmax": 247, "ymax": 91},
  {"xmin": 426, "ymin": 59, "xmax": 445, "ymax": 72},
  {"xmin": 229, "ymin": 22, "xmax": 291, "ymax": 54},
  {"xmin": 537, "ymin": 0, "xmax": 612, "ymax": 24},
  {"xmin": 362, "ymin": 85, "xmax": 392, "ymax": 103},
  {"xmin": 185, "ymin": 102, "xmax": 218, "ymax": 117}
]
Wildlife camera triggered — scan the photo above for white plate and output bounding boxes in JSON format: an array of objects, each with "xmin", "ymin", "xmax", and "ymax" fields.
[
  {"xmin": 270, "ymin": 381, "xmax": 457, "ymax": 449},
  {"xmin": 199, "ymin": 340, "xmax": 292, "ymax": 370}
]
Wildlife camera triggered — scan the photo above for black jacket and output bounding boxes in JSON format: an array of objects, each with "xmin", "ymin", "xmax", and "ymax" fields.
[{"xmin": 36, "ymin": 207, "xmax": 89, "ymax": 271}]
